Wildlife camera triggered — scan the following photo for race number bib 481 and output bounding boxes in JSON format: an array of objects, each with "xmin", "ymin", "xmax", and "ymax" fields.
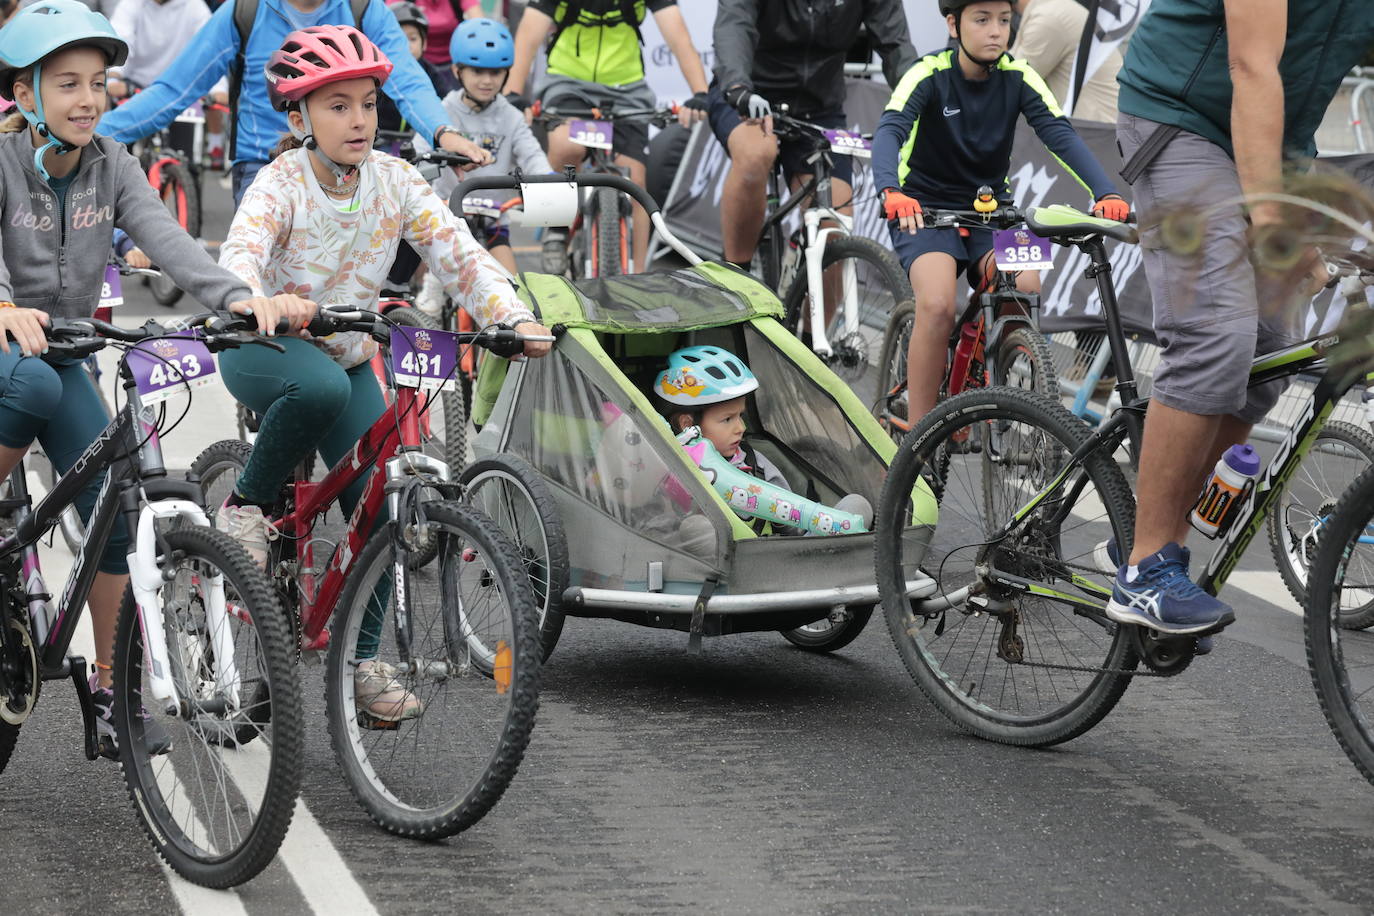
[
  {"xmin": 390, "ymin": 325, "xmax": 459, "ymax": 392},
  {"xmin": 994, "ymin": 228, "xmax": 1055, "ymax": 272}
]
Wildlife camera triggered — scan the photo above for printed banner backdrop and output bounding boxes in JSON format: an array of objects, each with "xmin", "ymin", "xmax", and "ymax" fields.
[
  {"xmin": 1065, "ymin": 0, "xmax": 1153, "ymax": 115},
  {"xmin": 659, "ymin": 78, "xmax": 1374, "ymax": 342}
]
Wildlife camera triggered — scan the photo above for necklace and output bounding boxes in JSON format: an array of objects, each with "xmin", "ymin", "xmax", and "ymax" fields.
[{"xmin": 321, "ymin": 168, "xmax": 360, "ymax": 198}]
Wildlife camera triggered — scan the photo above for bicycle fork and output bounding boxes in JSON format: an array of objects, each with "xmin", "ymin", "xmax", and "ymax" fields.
[{"xmin": 802, "ymin": 207, "xmax": 854, "ymax": 359}]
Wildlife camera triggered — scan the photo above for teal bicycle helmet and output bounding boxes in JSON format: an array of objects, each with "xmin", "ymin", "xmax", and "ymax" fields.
[
  {"xmin": 450, "ymin": 18, "xmax": 514, "ymax": 69},
  {"xmin": 0, "ymin": 0, "xmax": 128, "ymax": 179},
  {"xmin": 655, "ymin": 346, "xmax": 759, "ymax": 407}
]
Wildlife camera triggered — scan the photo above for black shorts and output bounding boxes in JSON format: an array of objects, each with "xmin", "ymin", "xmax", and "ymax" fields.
[
  {"xmin": 705, "ymin": 83, "xmax": 853, "ymax": 187},
  {"xmin": 889, "ymin": 222, "xmax": 995, "ymax": 285},
  {"xmin": 540, "ymin": 74, "xmax": 654, "ymax": 163}
]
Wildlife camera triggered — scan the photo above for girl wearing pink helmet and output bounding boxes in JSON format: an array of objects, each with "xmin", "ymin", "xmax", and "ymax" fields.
[{"xmin": 217, "ymin": 27, "xmax": 550, "ymax": 720}]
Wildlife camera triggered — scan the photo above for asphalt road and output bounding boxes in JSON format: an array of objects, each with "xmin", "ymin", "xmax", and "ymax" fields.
[{"xmin": 2, "ymin": 170, "xmax": 1373, "ymax": 916}]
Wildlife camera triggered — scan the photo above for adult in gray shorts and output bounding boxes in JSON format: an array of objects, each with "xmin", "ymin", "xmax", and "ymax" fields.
[{"xmin": 1105, "ymin": 0, "xmax": 1374, "ymax": 638}]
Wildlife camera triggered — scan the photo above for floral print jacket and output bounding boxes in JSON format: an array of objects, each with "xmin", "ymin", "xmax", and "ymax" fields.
[{"xmin": 220, "ymin": 148, "xmax": 535, "ymax": 368}]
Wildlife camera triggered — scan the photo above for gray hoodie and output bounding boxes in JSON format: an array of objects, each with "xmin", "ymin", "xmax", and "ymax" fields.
[
  {"xmin": 0, "ymin": 131, "xmax": 250, "ymax": 317},
  {"xmin": 418, "ymin": 92, "xmax": 553, "ymax": 205}
]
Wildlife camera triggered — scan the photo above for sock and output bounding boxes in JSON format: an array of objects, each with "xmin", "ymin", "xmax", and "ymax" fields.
[
  {"xmin": 206, "ymin": 132, "xmax": 224, "ymax": 150},
  {"xmin": 1125, "ymin": 564, "xmax": 1139, "ymax": 583}
]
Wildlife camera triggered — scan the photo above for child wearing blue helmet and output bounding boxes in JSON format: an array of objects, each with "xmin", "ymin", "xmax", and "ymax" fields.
[
  {"xmin": 655, "ymin": 346, "xmax": 872, "ymax": 537},
  {"xmin": 414, "ymin": 17, "xmax": 550, "ymax": 278}
]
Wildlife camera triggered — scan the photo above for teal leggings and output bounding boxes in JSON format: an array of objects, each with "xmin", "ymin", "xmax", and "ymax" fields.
[
  {"xmin": 0, "ymin": 353, "xmax": 129, "ymax": 574},
  {"xmin": 219, "ymin": 338, "xmax": 391, "ymax": 656}
]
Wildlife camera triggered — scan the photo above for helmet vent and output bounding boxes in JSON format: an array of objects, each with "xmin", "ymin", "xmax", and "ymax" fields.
[{"xmin": 706, "ymin": 367, "xmax": 726, "ymax": 380}]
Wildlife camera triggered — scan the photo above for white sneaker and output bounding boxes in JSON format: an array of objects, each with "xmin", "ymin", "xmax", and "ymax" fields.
[
  {"xmin": 354, "ymin": 659, "xmax": 423, "ymax": 728},
  {"xmin": 215, "ymin": 497, "xmax": 278, "ymax": 569},
  {"xmin": 415, "ymin": 272, "xmax": 445, "ymax": 318}
]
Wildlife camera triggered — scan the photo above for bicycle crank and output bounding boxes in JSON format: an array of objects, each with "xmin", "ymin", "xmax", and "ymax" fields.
[{"xmin": 1130, "ymin": 626, "xmax": 1196, "ymax": 676}]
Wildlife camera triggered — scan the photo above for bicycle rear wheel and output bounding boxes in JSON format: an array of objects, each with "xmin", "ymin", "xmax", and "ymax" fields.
[
  {"xmin": 385, "ymin": 306, "xmax": 467, "ymax": 470},
  {"xmin": 114, "ymin": 525, "xmax": 302, "ymax": 888},
  {"xmin": 1304, "ymin": 463, "xmax": 1374, "ymax": 786},
  {"xmin": 149, "ymin": 162, "xmax": 200, "ymax": 307},
  {"xmin": 325, "ymin": 501, "xmax": 540, "ymax": 838},
  {"xmin": 781, "ymin": 235, "xmax": 909, "ymax": 383},
  {"xmin": 1269, "ymin": 420, "xmax": 1374, "ymax": 625},
  {"xmin": 874, "ymin": 387, "xmax": 1138, "ymax": 746}
]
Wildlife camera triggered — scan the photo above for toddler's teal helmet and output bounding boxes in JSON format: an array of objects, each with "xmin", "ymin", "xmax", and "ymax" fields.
[
  {"xmin": 655, "ymin": 346, "xmax": 758, "ymax": 407},
  {"xmin": 450, "ymin": 18, "xmax": 514, "ymax": 69},
  {"xmin": 0, "ymin": 0, "xmax": 128, "ymax": 179}
]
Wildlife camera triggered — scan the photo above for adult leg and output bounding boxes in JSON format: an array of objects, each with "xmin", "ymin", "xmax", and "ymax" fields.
[
  {"xmin": 721, "ymin": 122, "xmax": 780, "ymax": 265},
  {"xmin": 905, "ymin": 252, "xmax": 960, "ymax": 423}
]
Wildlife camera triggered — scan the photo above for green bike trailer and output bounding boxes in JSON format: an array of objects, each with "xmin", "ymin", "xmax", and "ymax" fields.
[{"xmin": 469, "ymin": 260, "xmax": 937, "ymax": 651}]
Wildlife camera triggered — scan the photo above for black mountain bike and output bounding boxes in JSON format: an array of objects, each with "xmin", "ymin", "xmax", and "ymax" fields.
[{"xmin": 0, "ymin": 313, "xmax": 302, "ymax": 888}]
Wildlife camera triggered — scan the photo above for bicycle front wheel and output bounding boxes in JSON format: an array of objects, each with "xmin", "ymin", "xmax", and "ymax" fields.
[
  {"xmin": 781, "ymin": 235, "xmax": 909, "ymax": 383},
  {"xmin": 873, "ymin": 299, "xmax": 913, "ymax": 442},
  {"xmin": 1269, "ymin": 420, "xmax": 1374, "ymax": 625},
  {"xmin": 114, "ymin": 525, "xmax": 302, "ymax": 888},
  {"xmin": 325, "ymin": 501, "xmax": 541, "ymax": 838},
  {"xmin": 1305, "ymin": 463, "xmax": 1374, "ymax": 786},
  {"xmin": 990, "ymin": 325, "xmax": 1058, "ymax": 399},
  {"xmin": 590, "ymin": 187, "xmax": 625, "ymax": 277},
  {"xmin": 875, "ymin": 387, "xmax": 1138, "ymax": 746}
]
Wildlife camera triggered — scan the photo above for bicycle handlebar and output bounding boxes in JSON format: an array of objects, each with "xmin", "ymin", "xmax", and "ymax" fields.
[
  {"xmin": 40, "ymin": 312, "xmax": 274, "ymax": 361},
  {"xmin": 454, "ymin": 170, "xmax": 662, "ymax": 219},
  {"xmin": 305, "ymin": 308, "xmax": 554, "ymax": 356}
]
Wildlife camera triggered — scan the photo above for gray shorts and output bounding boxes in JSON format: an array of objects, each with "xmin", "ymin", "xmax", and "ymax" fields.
[
  {"xmin": 537, "ymin": 74, "xmax": 656, "ymax": 163},
  {"xmin": 1117, "ymin": 113, "xmax": 1299, "ymax": 423}
]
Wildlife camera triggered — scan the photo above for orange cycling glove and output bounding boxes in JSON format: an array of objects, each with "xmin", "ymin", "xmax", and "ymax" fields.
[
  {"xmin": 1093, "ymin": 194, "xmax": 1130, "ymax": 222},
  {"xmin": 883, "ymin": 188, "xmax": 922, "ymax": 221}
]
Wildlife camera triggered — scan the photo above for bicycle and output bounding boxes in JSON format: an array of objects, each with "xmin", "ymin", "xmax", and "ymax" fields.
[
  {"xmin": 191, "ymin": 308, "xmax": 548, "ymax": 838},
  {"xmin": 873, "ymin": 189, "xmax": 1060, "ymax": 447},
  {"xmin": 0, "ymin": 312, "xmax": 302, "ymax": 887},
  {"xmin": 532, "ymin": 104, "xmax": 676, "ymax": 278},
  {"xmin": 234, "ymin": 147, "xmax": 475, "ymax": 475},
  {"xmin": 872, "ymin": 201, "xmax": 1374, "ymax": 748},
  {"xmin": 752, "ymin": 108, "xmax": 909, "ymax": 383}
]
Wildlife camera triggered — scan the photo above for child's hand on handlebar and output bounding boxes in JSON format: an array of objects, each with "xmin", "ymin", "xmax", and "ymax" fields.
[
  {"xmin": 438, "ymin": 132, "xmax": 492, "ymax": 170},
  {"xmin": 125, "ymin": 247, "xmax": 152, "ymax": 270},
  {"xmin": 883, "ymin": 188, "xmax": 924, "ymax": 234},
  {"xmin": 0, "ymin": 305, "xmax": 49, "ymax": 357},
  {"xmin": 229, "ymin": 294, "xmax": 319, "ymax": 337},
  {"xmin": 513, "ymin": 320, "xmax": 554, "ymax": 358},
  {"xmin": 1092, "ymin": 193, "xmax": 1130, "ymax": 222}
]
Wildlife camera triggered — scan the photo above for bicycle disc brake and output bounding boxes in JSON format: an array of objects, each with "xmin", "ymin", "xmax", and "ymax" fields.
[{"xmin": 827, "ymin": 331, "xmax": 869, "ymax": 381}]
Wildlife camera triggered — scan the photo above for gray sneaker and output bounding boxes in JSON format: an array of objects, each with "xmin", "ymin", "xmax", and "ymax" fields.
[{"xmin": 215, "ymin": 496, "xmax": 278, "ymax": 569}]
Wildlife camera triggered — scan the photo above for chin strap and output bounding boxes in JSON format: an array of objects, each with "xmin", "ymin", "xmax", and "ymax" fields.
[
  {"xmin": 18, "ymin": 62, "xmax": 77, "ymax": 182},
  {"xmin": 290, "ymin": 104, "xmax": 357, "ymax": 186}
]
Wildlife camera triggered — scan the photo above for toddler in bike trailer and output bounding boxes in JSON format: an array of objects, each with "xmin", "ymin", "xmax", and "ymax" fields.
[
  {"xmin": 0, "ymin": 0, "xmax": 278, "ymax": 757},
  {"xmin": 654, "ymin": 346, "xmax": 872, "ymax": 537},
  {"xmin": 216, "ymin": 24, "xmax": 552, "ymax": 727},
  {"xmin": 872, "ymin": 0, "xmax": 1129, "ymax": 426}
]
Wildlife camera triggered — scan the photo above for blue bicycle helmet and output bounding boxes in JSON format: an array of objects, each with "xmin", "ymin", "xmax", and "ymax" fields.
[
  {"xmin": 449, "ymin": 18, "xmax": 514, "ymax": 69},
  {"xmin": 0, "ymin": 0, "xmax": 128, "ymax": 179},
  {"xmin": 655, "ymin": 346, "xmax": 759, "ymax": 407}
]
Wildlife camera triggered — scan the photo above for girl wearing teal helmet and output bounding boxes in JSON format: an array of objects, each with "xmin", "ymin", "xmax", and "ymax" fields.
[
  {"xmin": 655, "ymin": 346, "xmax": 872, "ymax": 537},
  {"xmin": 0, "ymin": 0, "xmax": 302, "ymax": 756}
]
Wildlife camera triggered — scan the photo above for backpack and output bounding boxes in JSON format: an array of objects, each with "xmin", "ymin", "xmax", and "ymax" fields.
[
  {"xmin": 549, "ymin": 0, "xmax": 645, "ymax": 53},
  {"xmin": 227, "ymin": 0, "xmax": 371, "ymax": 158}
]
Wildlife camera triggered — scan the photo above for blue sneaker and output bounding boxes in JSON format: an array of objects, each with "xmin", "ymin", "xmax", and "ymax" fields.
[
  {"xmin": 1105, "ymin": 542, "xmax": 1234, "ymax": 635},
  {"xmin": 1096, "ymin": 538, "xmax": 1215, "ymax": 654}
]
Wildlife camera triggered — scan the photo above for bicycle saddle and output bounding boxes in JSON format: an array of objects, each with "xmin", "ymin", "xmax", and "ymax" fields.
[{"xmin": 1025, "ymin": 204, "xmax": 1138, "ymax": 244}]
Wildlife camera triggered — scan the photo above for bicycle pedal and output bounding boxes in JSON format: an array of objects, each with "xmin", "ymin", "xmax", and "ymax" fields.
[{"xmin": 356, "ymin": 711, "xmax": 402, "ymax": 731}]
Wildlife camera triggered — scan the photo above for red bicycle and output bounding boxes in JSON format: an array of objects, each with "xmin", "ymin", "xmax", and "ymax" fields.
[{"xmin": 191, "ymin": 307, "xmax": 549, "ymax": 839}]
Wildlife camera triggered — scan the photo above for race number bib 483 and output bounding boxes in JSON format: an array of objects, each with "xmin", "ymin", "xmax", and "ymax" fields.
[{"xmin": 128, "ymin": 331, "xmax": 218, "ymax": 405}]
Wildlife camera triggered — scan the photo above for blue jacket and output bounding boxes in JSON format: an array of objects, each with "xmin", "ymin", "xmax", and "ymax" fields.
[{"xmin": 98, "ymin": 0, "xmax": 451, "ymax": 166}]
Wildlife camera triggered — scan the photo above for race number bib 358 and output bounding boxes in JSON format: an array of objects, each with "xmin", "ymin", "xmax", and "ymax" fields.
[{"xmin": 994, "ymin": 228, "xmax": 1055, "ymax": 272}]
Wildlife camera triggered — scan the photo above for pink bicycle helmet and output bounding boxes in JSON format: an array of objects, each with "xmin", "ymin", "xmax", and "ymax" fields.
[{"xmin": 265, "ymin": 25, "xmax": 393, "ymax": 112}]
